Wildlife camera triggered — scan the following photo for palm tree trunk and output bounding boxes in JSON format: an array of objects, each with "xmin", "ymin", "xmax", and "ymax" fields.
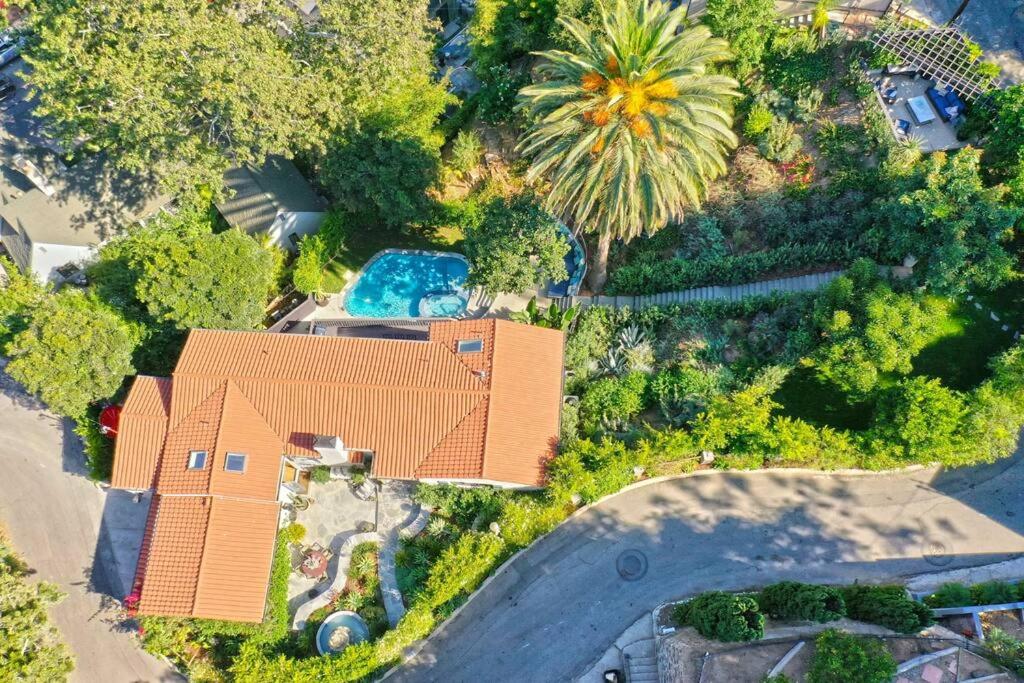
[{"xmin": 588, "ymin": 231, "xmax": 611, "ymax": 292}]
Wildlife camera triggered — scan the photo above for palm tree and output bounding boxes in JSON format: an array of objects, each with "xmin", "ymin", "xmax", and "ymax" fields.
[
  {"xmin": 517, "ymin": 0, "xmax": 739, "ymax": 291},
  {"xmin": 811, "ymin": 0, "xmax": 837, "ymax": 41}
]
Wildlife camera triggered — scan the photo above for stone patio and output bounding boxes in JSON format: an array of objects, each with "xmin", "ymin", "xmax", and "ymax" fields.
[{"xmin": 286, "ymin": 479, "xmax": 419, "ymax": 612}]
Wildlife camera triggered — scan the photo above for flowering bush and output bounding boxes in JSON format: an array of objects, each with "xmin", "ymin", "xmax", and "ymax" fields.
[{"xmin": 779, "ymin": 152, "xmax": 815, "ymax": 188}]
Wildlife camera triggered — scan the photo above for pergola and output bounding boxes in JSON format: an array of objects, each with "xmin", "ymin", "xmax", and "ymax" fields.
[{"xmin": 870, "ymin": 24, "xmax": 995, "ymax": 102}]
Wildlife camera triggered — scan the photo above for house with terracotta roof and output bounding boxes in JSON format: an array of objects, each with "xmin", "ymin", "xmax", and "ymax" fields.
[{"xmin": 111, "ymin": 318, "xmax": 564, "ymax": 622}]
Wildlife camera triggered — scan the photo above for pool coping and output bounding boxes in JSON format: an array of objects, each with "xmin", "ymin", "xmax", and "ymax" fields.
[{"xmin": 337, "ymin": 248, "xmax": 478, "ymax": 321}]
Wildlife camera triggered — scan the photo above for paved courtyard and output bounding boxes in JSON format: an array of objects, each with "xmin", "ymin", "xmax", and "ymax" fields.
[
  {"xmin": 876, "ymin": 74, "xmax": 966, "ymax": 152},
  {"xmin": 287, "ymin": 478, "xmax": 419, "ymax": 610}
]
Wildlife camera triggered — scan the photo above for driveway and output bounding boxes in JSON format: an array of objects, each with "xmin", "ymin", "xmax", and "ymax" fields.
[
  {"xmin": 392, "ymin": 452, "xmax": 1024, "ymax": 682},
  {"xmin": 0, "ymin": 366, "xmax": 180, "ymax": 682}
]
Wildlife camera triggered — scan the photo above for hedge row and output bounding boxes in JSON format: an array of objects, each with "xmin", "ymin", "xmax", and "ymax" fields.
[
  {"xmin": 925, "ymin": 580, "xmax": 1024, "ymax": 608},
  {"xmin": 673, "ymin": 582, "xmax": 933, "ymax": 642},
  {"xmin": 606, "ymin": 241, "xmax": 857, "ymax": 295}
]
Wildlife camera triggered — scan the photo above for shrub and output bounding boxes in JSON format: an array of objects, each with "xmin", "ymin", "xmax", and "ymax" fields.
[
  {"xmin": 809, "ymin": 629, "xmax": 896, "ymax": 683},
  {"xmin": 281, "ymin": 523, "xmax": 306, "ymax": 545},
  {"xmin": 840, "ymin": 585, "xmax": 933, "ymax": 633},
  {"xmin": 744, "ymin": 103, "xmax": 774, "ymax": 139},
  {"xmin": 924, "ymin": 582, "xmax": 972, "ymax": 608},
  {"xmin": 419, "ymin": 532, "xmax": 506, "ymax": 609},
  {"xmin": 292, "ymin": 234, "xmax": 329, "ymax": 296},
  {"xmin": 449, "ymin": 130, "xmax": 483, "ymax": 177},
  {"xmin": 759, "ymin": 117, "xmax": 804, "ymax": 163},
  {"xmin": 547, "ymin": 438, "xmax": 645, "ymax": 505},
  {"xmin": 74, "ymin": 409, "xmax": 116, "ymax": 481},
  {"xmin": 971, "ymin": 580, "xmax": 1019, "ymax": 606},
  {"xmin": 578, "ymin": 371, "xmax": 649, "ymax": 433},
  {"xmin": 984, "ymin": 628, "xmax": 1024, "ymax": 677},
  {"xmin": 757, "ymin": 581, "xmax": 846, "ymax": 623},
  {"xmin": 310, "ymin": 466, "xmax": 332, "ymax": 484},
  {"xmin": 673, "ymin": 592, "xmax": 765, "ymax": 642},
  {"xmin": 477, "ymin": 64, "xmax": 528, "ymax": 124},
  {"xmin": 607, "ymin": 242, "xmax": 856, "ymax": 295}
]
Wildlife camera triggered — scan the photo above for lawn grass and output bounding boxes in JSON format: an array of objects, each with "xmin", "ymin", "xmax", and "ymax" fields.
[
  {"xmin": 773, "ymin": 366, "xmax": 877, "ymax": 431},
  {"xmin": 774, "ymin": 295, "xmax": 1015, "ymax": 430},
  {"xmin": 910, "ymin": 296, "xmax": 1014, "ymax": 391},
  {"xmin": 321, "ymin": 223, "xmax": 465, "ymax": 293}
]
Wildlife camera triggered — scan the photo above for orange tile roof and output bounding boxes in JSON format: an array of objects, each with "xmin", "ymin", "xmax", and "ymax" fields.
[
  {"xmin": 111, "ymin": 377, "xmax": 172, "ymax": 490},
  {"xmin": 113, "ymin": 319, "xmax": 563, "ymax": 622}
]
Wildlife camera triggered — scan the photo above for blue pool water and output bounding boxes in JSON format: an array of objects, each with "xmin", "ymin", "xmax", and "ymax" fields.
[{"xmin": 345, "ymin": 251, "xmax": 469, "ymax": 318}]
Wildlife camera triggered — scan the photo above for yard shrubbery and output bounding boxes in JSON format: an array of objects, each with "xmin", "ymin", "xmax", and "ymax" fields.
[
  {"xmin": 809, "ymin": 629, "xmax": 896, "ymax": 683},
  {"xmin": 925, "ymin": 580, "xmax": 1024, "ymax": 608},
  {"xmin": 757, "ymin": 581, "xmax": 846, "ymax": 623},
  {"xmin": 839, "ymin": 585, "xmax": 933, "ymax": 634},
  {"xmin": 673, "ymin": 592, "xmax": 765, "ymax": 642}
]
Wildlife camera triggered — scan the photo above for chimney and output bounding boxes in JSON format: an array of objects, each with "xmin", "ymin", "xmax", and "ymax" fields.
[
  {"xmin": 313, "ymin": 435, "xmax": 349, "ymax": 465},
  {"xmin": 12, "ymin": 154, "xmax": 56, "ymax": 197}
]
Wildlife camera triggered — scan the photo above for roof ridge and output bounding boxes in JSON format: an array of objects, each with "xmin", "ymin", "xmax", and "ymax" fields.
[{"xmin": 171, "ymin": 373, "xmax": 491, "ymax": 394}]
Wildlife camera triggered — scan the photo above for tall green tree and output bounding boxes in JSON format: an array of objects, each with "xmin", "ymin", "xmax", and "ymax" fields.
[
  {"xmin": 0, "ymin": 257, "xmax": 48, "ymax": 347},
  {"xmin": 133, "ymin": 230, "xmax": 278, "ymax": 331},
  {"xmin": 870, "ymin": 148, "xmax": 1020, "ymax": 295},
  {"xmin": 809, "ymin": 261, "xmax": 941, "ymax": 397},
  {"xmin": 518, "ymin": 0, "xmax": 739, "ymax": 290},
  {"xmin": 464, "ymin": 194, "xmax": 569, "ymax": 295},
  {"xmin": 0, "ymin": 533, "xmax": 74, "ymax": 682},
  {"xmin": 703, "ymin": 0, "xmax": 777, "ymax": 74},
  {"xmin": 26, "ymin": 0, "xmax": 305, "ymax": 192},
  {"xmin": 5, "ymin": 290, "xmax": 138, "ymax": 418},
  {"xmin": 871, "ymin": 377, "xmax": 967, "ymax": 463}
]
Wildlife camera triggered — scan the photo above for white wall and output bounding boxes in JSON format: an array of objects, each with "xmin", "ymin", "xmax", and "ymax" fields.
[
  {"xmin": 267, "ymin": 211, "xmax": 326, "ymax": 252},
  {"xmin": 31, "ymin": 242, "xmax": 96, "ymax": 283}
]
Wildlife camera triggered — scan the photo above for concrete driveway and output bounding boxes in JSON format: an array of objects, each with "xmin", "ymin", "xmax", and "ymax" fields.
[
  {"xmin": 0, "ymin": 365, "xmax": 180, "ymax": 682},
  {"xmin": 391, "ymin": 451, "xmax": 1024, "ymax": 682}
]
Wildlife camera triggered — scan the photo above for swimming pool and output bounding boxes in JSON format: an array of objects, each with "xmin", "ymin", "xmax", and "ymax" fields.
[{"xmin": 344, "ymin": 250, "xmax": 470, "ymax": 318}]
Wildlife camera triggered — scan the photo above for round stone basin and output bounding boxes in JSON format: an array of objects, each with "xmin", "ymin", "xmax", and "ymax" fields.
[{"xmin": 316, "ymin": 611, "xmax": 370, "ymax": 655}]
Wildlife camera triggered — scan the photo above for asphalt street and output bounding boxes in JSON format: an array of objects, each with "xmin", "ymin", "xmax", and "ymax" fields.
[
  {"xmin": 0, "ymin": 364, "xmax": 180, "ymax": 682},
  {"xmin": 392, "ymin": 451, "xmax": 1024, "ymax": 682}
]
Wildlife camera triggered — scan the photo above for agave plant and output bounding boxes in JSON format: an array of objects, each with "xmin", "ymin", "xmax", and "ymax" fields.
[
  {"xmin": 517, "ymin": 0, "xmax": 739, "ymax": 290},
  {"xmin": 599, "ymin": 346, "xmax": 628, "ymax": 376},
  {"xmin": 617, "ymin": 324, "xmax": 649, "ymax": 350}
]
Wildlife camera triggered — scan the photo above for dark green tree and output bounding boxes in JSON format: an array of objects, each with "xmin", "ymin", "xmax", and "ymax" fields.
[
  {"xmin": 464, "ymin": 195, "xmax": 569, "ymax": 295},
  {"xmin": 0, "ymin": 257, "xmax": 48, "ymax": 347},
  {"xmin": 758, "ymin": 581, "xmax": 846, "ymax": 623},
  {"xmin": 870, "ymin": 149, "xmax": 1021, "ymax": 295},
  {"xmin": 703, "ymin": 0, "xmax": 777, "ymax": 74},
  {"xmin": 840, "ymin": 585, "xmax": 933, "ymax": 633},
  {"xmin": 673, "ymin": 591, "xmax": 765, "ymax": 642},
  {"xmin": 5, "ymin": 290, "xmax": 138, "ymax": 418}
]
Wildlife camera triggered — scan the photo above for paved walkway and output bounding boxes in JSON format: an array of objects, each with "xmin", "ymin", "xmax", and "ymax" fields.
[
  {"xmin": 389, "ymin": 450, "xmax": 1024, "ymax": 683},
  {"xmin": 570, "ymin": 270, "xmax": 842, "ymax": 310},
  {"xmin": 0, "ymin": 365, "xmax": 180, "ymax": 682}
]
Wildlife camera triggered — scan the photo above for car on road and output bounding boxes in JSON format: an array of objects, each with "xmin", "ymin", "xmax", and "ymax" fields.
[
  {"xmin": 0, "ymin": 34, "xmax": 25, "ymax": 68},
  {"xmin": 0, "ymin": 76, "xmax": 15, "ymax": 102}
]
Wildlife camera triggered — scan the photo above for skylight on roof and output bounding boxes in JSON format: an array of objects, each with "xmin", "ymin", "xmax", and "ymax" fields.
[
  {"xmin": 187, "ymin": 450, "xmax": 207, "ymax": 470},
  {"xmin": 457, "ymin": 339, "xmax": 484, "ymax": 354},
  {"xmin": 224, "ymin": 453, "xmax": 247, "ymax": 473}
]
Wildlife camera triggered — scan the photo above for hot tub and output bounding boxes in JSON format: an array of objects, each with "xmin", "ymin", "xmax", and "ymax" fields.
[{"xmin": 315, "ymin": 611, "xmax": 371, "ymax": 656}]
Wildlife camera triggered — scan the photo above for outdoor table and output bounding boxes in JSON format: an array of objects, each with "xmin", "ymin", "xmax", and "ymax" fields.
[
  {"xmin": 906, "ymin": 96, "xmax": 936, "ymax": 125},
  {"xmin": 300, "ymin": 549, "xmax": 328, "ymax": 580}
]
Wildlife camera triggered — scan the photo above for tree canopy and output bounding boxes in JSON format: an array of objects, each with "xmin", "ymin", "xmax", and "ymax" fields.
[
  {"xmin": 518, "ymin": 0, "xmax": 739, "ymax": 289},
  {"xmin": 0, "ymin": 533, "xmax": 74, "ymax": 682},
  {"xmin": 703, "ymin": 0, "xmax": 777, "ymax": 75},
  {"xmin": 5, "ymin": 290, "xmax": 138, "ymax": 418},
  {"xmin": 871, "ymin": 148, "xmax": 1020, "ymax": 295},
  {"xmin": 809, "ymin": 261, "xmax": 940, "ymax": 396},
  {"xmin": 463, "ymin": 194, "xmax": 569, "ymax": 295},
  {"xmin": 26, "ymin": 0, "xmax": 446, "ymax": 193}
]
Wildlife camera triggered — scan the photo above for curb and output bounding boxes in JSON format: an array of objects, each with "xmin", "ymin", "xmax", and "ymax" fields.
[{"xmin": 378, "ymin": 460, "xmax": 949, "ymax": 679}]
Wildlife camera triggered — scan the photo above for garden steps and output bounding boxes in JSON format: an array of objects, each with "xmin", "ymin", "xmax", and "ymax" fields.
[
  {"xmin": 380, "ymin": 504, "xmax": 431, "ymax": 628},
  {"xmin": 622, "ymin": 638, "xmax": 659, "ymax": 683},
  {"xmin": 573, "ymin": 269, "xmax": 843, "ymax": 310}
]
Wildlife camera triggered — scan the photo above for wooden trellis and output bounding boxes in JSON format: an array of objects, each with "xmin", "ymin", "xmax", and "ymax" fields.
[{"xmin": 871, "ymin": 25, "xmax": 993, "ymax": 102}]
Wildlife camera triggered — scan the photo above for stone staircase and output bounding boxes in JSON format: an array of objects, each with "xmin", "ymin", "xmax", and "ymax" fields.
[
  {"xmin": 566, "ymin": 270, "xmax": 843, "ymax": 311},
  {"xmin": 622, "ymin": 638, "xmax": 659, "ymax": 683}
]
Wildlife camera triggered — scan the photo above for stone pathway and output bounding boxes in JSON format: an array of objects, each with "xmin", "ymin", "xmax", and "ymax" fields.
[
  {"xmin": 292, "ymin": 531, "xmax": 383, "ymax": 630},
  {"xmin": 568, "ymin": 270, "xmax": 844, "ymax": 310},
  {"xmin": 380, "ymin": 505, "xmax": 432, "ymax": 627}
]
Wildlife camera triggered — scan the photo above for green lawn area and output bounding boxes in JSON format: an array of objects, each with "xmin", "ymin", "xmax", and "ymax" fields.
[
  {"xmin": 910, "ymin": 296, "xmax": 1014, "ymax": 391},
  {"xmin": 321, "ymin": 223, "xmax": 465, "ymax": 293},
  {"xmin": 773, "ymin": 366, "xmax": 877, "ymax": 431},
  {"xmin": 774, "ymin": 295, "xmax": 1016, "ymax": 430}
]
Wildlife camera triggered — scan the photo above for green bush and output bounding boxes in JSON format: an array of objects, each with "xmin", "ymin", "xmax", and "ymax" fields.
[
  {"xmin": 449, "ymin": 130, "xmax": 483, "ymax": 176},
  {"xmin": 673, "ymin": 592, "xmax": 765, "ymax": 642},
  {"xmin": 757, "ymin": 581, "xmax": 846, "ymax": 623},
  {"xmin": 310, "ymin": 466, "xmax": 332, "ymax": 484},
  {"xmin": 759, "ymin": 117, "xmax": 803, "ymax": 163},
  {"xmin": 984, "ymin": 628, "xmax": 1024, "ymax": 676},
  {"xmin": 476, "ymin": 64, "xmax": 528, "ymax": 125},
  {"xmin": 281, "ymin": 523, "xmax": 306, "ymax": 545},
  {"xmin": 743, "ymin": 103, "xmax": 774, "ymax": 139},
  {"xmin": 292, "ymin": 234, "xmax": 329, "ymax": 296},
  {"xmin": 578, "ymin": 371, "xmax": 649, "ymax": 433},
  {"xmin": 606, "ymin": 242, "xmax": 856, "ymax": 295},
  {"xmin": 971, "ymin": 580, "xmax": 1020, "ymax": 606},
  {"xmin": 924, "ymin": 582, "xmax": 972, "ymax": 608},
  {"xmin": 808, "ymin": 629, "xmax": 896, "ymax": 683},
  {"xmin": 840, "ymin": 585, "xmax": 933, "ymax": 633},
  {"xmin": 74, "ymin": 410, "xmax": 116, "ymax": 481}
]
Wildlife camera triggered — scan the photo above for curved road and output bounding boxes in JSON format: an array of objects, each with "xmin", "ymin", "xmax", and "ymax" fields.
[
  {"xmin": 393, "ymin": 452, "xmax": 1024, "ymax": 682},
  {"xmin": 0, "ymin": 367, "xmax": 179, "ymax": 682}
]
